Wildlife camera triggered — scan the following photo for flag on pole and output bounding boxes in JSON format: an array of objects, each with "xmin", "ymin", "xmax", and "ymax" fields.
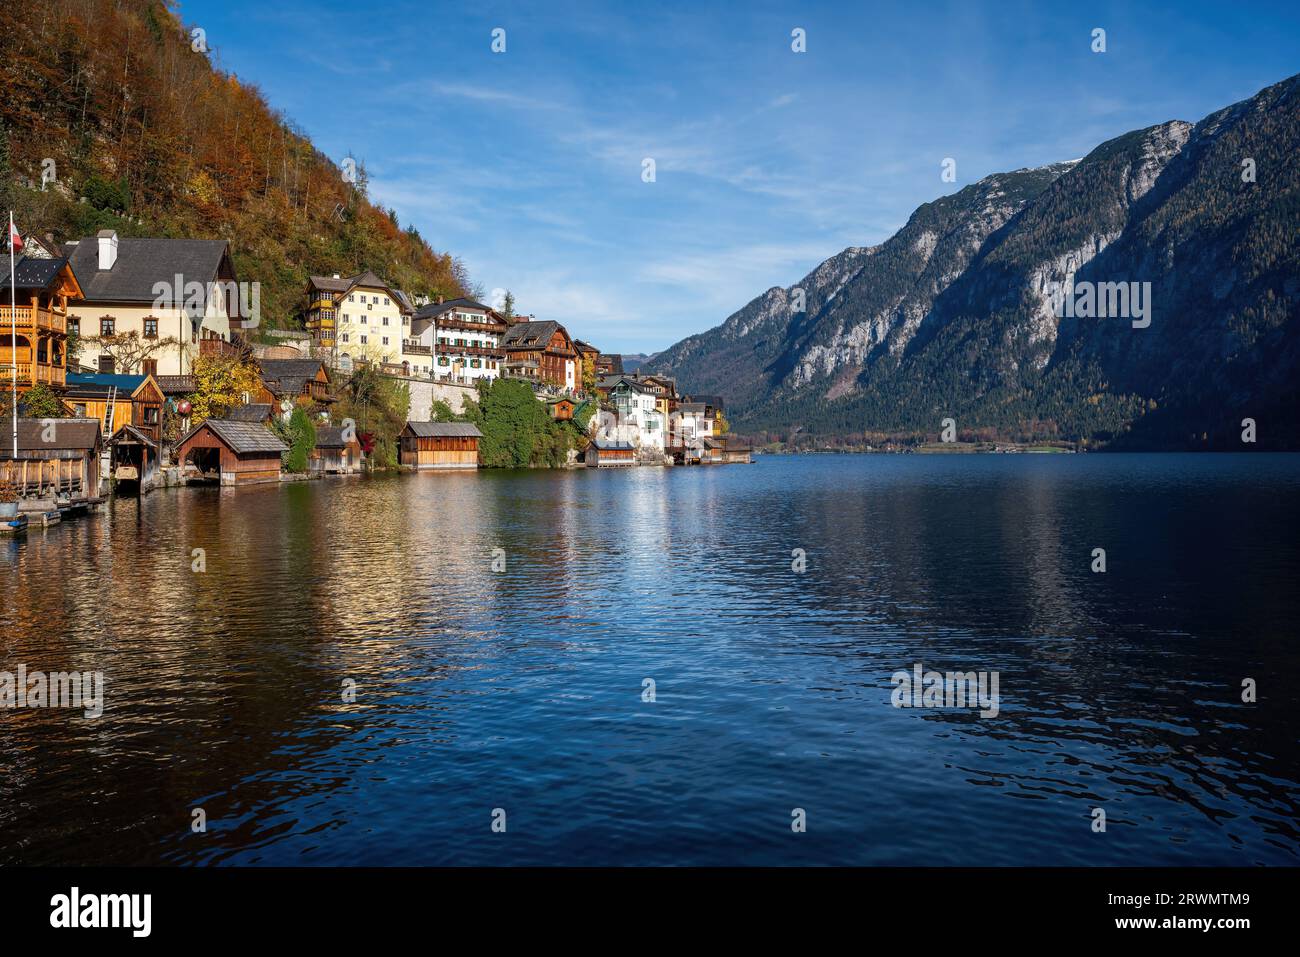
[{"xmin": 7, "ymin": 218, "xmax": 21, "ymax": 253}]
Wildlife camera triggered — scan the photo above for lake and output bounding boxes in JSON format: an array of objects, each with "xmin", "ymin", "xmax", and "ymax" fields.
[{"xmin": 2, "ymin": 453, "xmax": 1298, "ymax": 865}]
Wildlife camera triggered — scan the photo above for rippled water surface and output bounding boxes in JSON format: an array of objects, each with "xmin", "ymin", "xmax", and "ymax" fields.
[{"xmin": 2, "ymin": 454, "xmax": 1298, "ymax": 865}]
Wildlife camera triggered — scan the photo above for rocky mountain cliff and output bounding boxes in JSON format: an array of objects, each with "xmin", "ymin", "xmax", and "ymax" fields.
[{"xmin": 650, "ymin": 74, "xmax": 1300, "ymax": 449}]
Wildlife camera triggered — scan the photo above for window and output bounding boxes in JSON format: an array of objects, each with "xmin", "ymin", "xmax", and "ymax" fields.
[
  {"xmin": 142, "ymin": 359, "xmax": 158, "ymax": 376},
  {"xmin": 382, "ymin": 337, "xmax": 389, "ymax": 346},
  {"xmin": 74, "ymin": 403, "xmax": 87, "ymax": 416},
  {"xmin": 360, "ymin": 335, "xmax": 368, "ymax": 344},
  {"xmin": 68, "ymin": 317, "xmax": 80, "ymax": 336},
  {"xmin": 348, "ymin": 294, "xmax": 355, "ymax": 302},
  {"xmin": 438, "ymin": 357, "xmax": 450, "ymax": 366},
  {"xmin": 100, "ymin": 317, "xmax": 115, "ymax": 336},
  {"xmin": 98, "ymin": 355, "xmax": 115, "ymax": 374},
  {"xmin": 144, "ymin": 317, "xmax": 158, "ymax": 338},
  {"xmin": 361, "ymin": 315, "xmax": 367, "ymax": 324},
  {"xmin": 382, "ymin": 316, "xmax": 389, "ymax": 326},
  {"xmin": 470, "ymin": 359, "xmax": 481, "ymax": 368},
  {"xmin": 143, "ymin": 406, "xmax": 159, "ymax": 425},
  {"xmin": 342, "ymin": 333, "xmax": 350, "ymax": 343}
]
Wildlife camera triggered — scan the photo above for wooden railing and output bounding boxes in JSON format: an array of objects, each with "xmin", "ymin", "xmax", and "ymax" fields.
[
  {"xmin": 0, "ymin": 305, "xmax": 66, "ymax": 335},
  {"xmin": 4, "ymin": 361, "xmax": 67, "ymax": 387}
]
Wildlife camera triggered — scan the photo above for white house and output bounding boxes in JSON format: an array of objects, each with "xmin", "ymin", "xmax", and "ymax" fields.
[
  {"xmin": 605, "ymin": 376, "xmax": 664, "ymax": 451},
  {"xmin": 62, "ymin": 231, "xmax": 242, "ymax": 376},
  {"xmin": 406, "ymin": 298, "xmax": 508, "ymax": 384}
]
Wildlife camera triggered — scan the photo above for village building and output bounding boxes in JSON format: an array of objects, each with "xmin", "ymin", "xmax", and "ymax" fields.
[
  {"xmin": 0, "ymin": 255, "xmax": 81, "ymax": 397},
  {"xmin": 61, "ymin": 231, "xmax": 243, "ymax": 377},
  {"xmin": 585, "ymin": 436, "xmax": 635, "ymax": 467},
  {"xmin": 62, "ymin": 372, "xmax": 164, "ymax": 444},
  {"xmin": 502, "ymin": 320, "xmax": 577, "ymax": 392},
  {"xmin": 303, "ymin": 271, "xmax": 412, "ymax": 368},
  {"xmin": 310, "ymin": 426, "xmax": 362, "ymax": 475},
  {"xmin": 255, "ymin": 358, "xmax": 333, "ymax": 411},
  {"xmin": 107, "ymin": 424, "xmax": 160, "ymax": 490},
  {"xmin": 604, "ymin": 375, "xmax": 665, "ymax": 450},
  {"xmin": 0, "ymin": 417, "xmax": 102, "ymax": 506},
  {"xmin": 594, "ymin": 353, "xmax": 623, "ymax": 377},
  {"xmin": 406, "ymin": 298, "xmax": 508, "ymax": 384},
  {"xmin": 398, "ymin": 421, "xmax": 483, "ymax": 470},
  {"xmin": 173, "ymin": 418, "xmax": 287, "ymax": 486},
  {"xmin": 546, "ymin": 397, "xmax": 577, "ymax": 421},
  {"xmin": 700, "ymin": 435, "xmax": 752, "ymax": 464}
]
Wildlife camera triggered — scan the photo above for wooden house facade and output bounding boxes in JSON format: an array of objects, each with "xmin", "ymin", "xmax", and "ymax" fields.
[
  {"xmin": 586, "ymin": 436, "xmax": 635, "ymax": 467},
  {"xmin": 502, "ymin": 320, "xmax": 577, "ymax": 391},
  {"xmin": 0, "ymin": 256, "xmax": 81, "ymax": 396},
  {"xmin": 62, "ymin": 372, "xmax": 164, "ymax": 444},
  {"xmin": 399, "ymin": 421, "xmax": 483, "ymax": 470},
  {"xmin": 311, "ymin": 426, "xmax": 362, "ymax": 474},
  {"xmin": 174, "ymin": 419, "xmax": 287, "ymax": 486}
]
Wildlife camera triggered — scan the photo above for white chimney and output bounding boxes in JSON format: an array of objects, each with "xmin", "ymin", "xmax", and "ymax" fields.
[{"xmin": 97, "ymin": 230, "xmax": 118, "ymax": 271}]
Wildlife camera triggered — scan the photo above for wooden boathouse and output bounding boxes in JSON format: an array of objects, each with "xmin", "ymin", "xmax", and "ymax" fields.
[
  {"xmin": 586, "ymin": 436, "xmax": 636, "ymax": 467},
  {"xmin": 399, "ymin": 421, "xmax": 482, "ymax": 470},
  {"xmin": 311, "ymin": 426, "xmax": 362, "ymax": 474},
  {"xmin": 174, "ymin": 418, "xmax": 287, "ymax": 486},
  {"xmin": 0, "ymin": 417, "xmax": 103, "ymax": 507}
]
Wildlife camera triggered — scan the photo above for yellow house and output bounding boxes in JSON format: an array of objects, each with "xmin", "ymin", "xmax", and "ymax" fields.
[{"xmin": 304, "ymin": 271, "xmax": 413, "ymax": 367}]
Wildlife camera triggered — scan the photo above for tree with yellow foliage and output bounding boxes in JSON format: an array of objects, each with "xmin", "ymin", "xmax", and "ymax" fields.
[{"xmin": 189, "ymin": 354, "xmax": 263, "ymax": 422}]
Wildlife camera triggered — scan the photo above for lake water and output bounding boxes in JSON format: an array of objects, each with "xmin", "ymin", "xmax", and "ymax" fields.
[{"xmin": 2, "ymin": 453, "xmax": 1298, "ymax": 866}]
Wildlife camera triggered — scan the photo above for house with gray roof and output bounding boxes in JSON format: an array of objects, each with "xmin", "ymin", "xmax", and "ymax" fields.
[
  {"xmin": 173, "ymin": 418, "xmax": 287, "ymax": 486},
  {"xmin": 61, "ymin": 230, "xmax": 242, "ymax": 378}
]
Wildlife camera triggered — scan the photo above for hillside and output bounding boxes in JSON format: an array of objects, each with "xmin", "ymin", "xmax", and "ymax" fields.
[
  {"xmin": 0, "ymin": 0, "xmax": 471, "ymax": 329},
  {"xmin": 650, "ymin": 74, "xmax": 1300, "ymax": 450}
]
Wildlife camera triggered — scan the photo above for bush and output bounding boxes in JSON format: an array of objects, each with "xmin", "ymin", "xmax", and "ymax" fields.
[{"xmin": 276, "ymin": 406, "xmax": 317, "ymax": 473}]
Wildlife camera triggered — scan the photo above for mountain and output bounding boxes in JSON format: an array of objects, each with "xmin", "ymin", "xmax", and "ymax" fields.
[
  {"xmin": 650, "ymin": 74, "xmax": 1300, "ymax": 450},
  {"xmin": 0, "ymin": 0, "xmax": 471, "ymax": 328}
]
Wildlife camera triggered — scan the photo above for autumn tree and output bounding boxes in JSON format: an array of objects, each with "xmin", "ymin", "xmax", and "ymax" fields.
[{"xmin": 189, "ymin": 354, "xmax": 262, "ymax": 422}]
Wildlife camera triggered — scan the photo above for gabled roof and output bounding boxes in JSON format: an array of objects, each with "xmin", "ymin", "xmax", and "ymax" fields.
[
  {"xmin": 503, "ymin": 320, "xmax": 564, "ymax": 348},
  {"xmin": 314, "ymin": 425, "xmax": 356, "ymax": 448},
  {"xmin": 63, "ymin": 237, "xmax": 230, "ymax": 303},
  {"xmin": 677, "ymin": 402, "xmax": 707, "ymax": 415},
  {"xmin": 257, "ymin": 358, "xmax": 328, "ymax": 397},
  {"xmin": 224, "ymin": 403, "xmax": 274, "ymax": 423},
  {"xmin": 0, "ymin": 255, "xmax": 82, "ymax": 297},
  {"xmin": 109, "ymin": 423, "xmax": 158, "ymax": 448},
  {"xmin": 308, "ymin": 271, "xmax": 409, "ymax": 312},
  {"xmin": 402, "ymin": 421, "xmax": 483, "ymax": 438},
  {"xmin": 411, "ymin": 297, "xmax": 496, "ymax": 321},
  {"xmin": 0, "ymin": 417, "xmax": 101, "ymax": 457},
  {"xmin": 572, "ymin": 339, "xmax": 599, "ymax": 355},
  {"xmin": 177, "ymin": 418, "xmax": 287, "ymax": 454}
]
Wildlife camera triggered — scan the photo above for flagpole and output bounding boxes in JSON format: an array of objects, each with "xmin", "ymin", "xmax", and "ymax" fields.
[{"xmin": 9, "ymin": 211, "xmax": 17, "ymax": 460}]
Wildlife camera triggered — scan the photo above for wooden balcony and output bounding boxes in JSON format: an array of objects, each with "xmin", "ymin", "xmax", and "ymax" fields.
[
  {"xmin": 7, "ymin": 361, "xmax": 67, "ymax": 388},
  {"xmin": 436, "ymin": 317, "xmax": 504, "ymax": 334},
  {"xmin": 0, "ymin": 304, "xmax": 67, "ymax": 336},
  {"xmin": 436, "ymin": 344, "xmax": 504, "ymax": 359}
]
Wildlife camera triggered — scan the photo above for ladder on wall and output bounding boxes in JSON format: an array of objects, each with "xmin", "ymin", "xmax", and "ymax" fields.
[{"xmin": 103, "ymin": 385, "xmax": 118, "ymax": 436}]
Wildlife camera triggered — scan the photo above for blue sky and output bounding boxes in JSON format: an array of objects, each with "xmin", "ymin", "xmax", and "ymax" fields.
[{"xmin": 182, "ymin": 0, "xmax": 1300, "ymax": 353}]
